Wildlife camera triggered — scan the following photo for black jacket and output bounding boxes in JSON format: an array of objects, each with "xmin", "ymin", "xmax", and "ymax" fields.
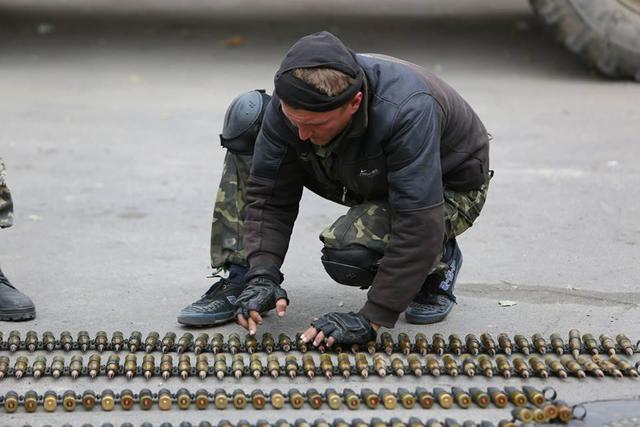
[{"xmin": 243, "ymin": 53, "xmax": 490, "ymax": 327}]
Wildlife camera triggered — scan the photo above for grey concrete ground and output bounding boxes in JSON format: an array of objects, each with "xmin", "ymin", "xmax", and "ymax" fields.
[{"xmin": 0, "ymin": 0, "xmax": 639, "ymax": 425}]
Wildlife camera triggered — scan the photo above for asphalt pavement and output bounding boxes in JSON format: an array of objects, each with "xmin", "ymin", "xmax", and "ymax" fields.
[{"xmin": 0, "ymin": 0, "xmax": 639, "ymax": 425}]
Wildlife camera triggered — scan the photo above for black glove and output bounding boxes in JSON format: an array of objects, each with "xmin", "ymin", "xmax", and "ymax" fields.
[
  {"xmin": 311, "ymin": 312, "xmax": 377, "ymax": 344},
  {"xmin": 235, "ymin": 276, "xmax": 288, "ymax": 318}
]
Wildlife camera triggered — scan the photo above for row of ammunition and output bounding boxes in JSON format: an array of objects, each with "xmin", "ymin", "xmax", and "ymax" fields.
[
  {"xmin": 0, "ymin": 352, "xmax": 636, "ymax": 380},
  {"xmin": 32, "ymin": 418, "xmax": 574, "ymax": 427},
  {"xmin": 0, "ymin": 386, "xmax": 563, "ymax": 414},
  {"xmin": 1, "ymin": 330, "xmax": 636, "ymax": 356}
]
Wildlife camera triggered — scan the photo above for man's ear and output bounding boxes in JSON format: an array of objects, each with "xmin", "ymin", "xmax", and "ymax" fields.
[{"xmin": 349, "ymin": 91, "xmax": 363, "ymax": 114}]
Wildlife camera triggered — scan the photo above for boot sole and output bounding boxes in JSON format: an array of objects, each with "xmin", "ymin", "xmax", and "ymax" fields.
[
  {"xmin": 177, "ymin": 311, "xmax": 235, "ymax": 327},
  {"xmin": 0, "ymin": 307, "xmax": 36, "ymax": 321}
]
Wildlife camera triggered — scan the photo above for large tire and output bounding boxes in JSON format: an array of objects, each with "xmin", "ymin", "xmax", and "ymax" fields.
[{"xmin": 530, "ymin": 0, "xmax": 640, "ymax": 80}]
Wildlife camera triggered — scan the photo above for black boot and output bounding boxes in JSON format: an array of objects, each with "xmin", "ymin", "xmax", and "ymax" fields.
[
  {"xmin": 0, "ymin": 266, "xmax": 36, "ymax": 321},
  {"xmin": 177, "ymin": 264, "xmax": 247, "ymax": 326},
  {"xmin": 404, "ymin": 239, "xmax": 462, "ymax": 325}
]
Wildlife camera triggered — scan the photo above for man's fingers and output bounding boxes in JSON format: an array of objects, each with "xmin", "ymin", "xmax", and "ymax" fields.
[
  {"xmin": 276, "ymin": 299, "xmax": 288, "ymax": 317},
  {"xmin": 326, "ymin": 336, "xmax": 336, "ymax": 348},
  {"xmin": 236, "ymin": 314, "xmax": 249, "ymax": 330},
  {"xmin": 301, "ymin": 327, "xmax": 317, "ymax": 343},
  {"xmin": 313, "ymin": 331, "xmax": 325, "ymax": 347},
  {"xmin": 247, "ymin": 317, "xmax": 258, "ymax": 336},
  {"xmin": 249, "ymin": 310, "xmax": 263, "ymax": 325}
]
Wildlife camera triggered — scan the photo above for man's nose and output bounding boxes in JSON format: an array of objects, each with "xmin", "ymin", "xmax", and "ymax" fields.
[{"xmin": 298, "ymin": 127, "xmax": 312, "ymax": 141}]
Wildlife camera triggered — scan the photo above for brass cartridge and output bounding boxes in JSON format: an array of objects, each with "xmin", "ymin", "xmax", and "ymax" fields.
[
  {"xmin": 512, "ymin": 356, "xmax": 530, "ymax": 378},
  {"xmin": 514, "ymin": 334, "xmax": 530, "ymax": 355},
  {"xmin": 196, "ymin": 354, "xmax": 209, "ymax": 379},
  {"xmin": 141, "ymin": 354, "xmax": 155, "ymax": 379},
  {"xmin": 87, "ymin": 353, "xmax": 101, "ymax": 378},
  {"xmin": 599, "ymin": 334, "xmax": 616, "ymax": 356},
  {"xmin": 60, "ymin": 331, "xmax": 73, "ymax": 351},
  {"xmin": 228, "ymin": 333, "xmax": 242, "ymax": 354},
  {"xmin": 128, "ymin": 331, "xmax": 142, "ymax": 352},
  {"xmin": 398, "ymin": 388, "xmax": 416, "ymax": 409},
  {"xmin": 343, "ymin": 388, "xmax": 360, "ymax": 410},
  {"xmin": 416, "ymin": 387, "xmax": 435, "ymax": 409},
  {"xmin": 296, "ymin": 333, "xmax": 308, "ymax": 353},
  {"xmin": 380, "ymin": 387, "xmax": 398, "ymax": 409},
  {"xmin": 355, "ymin": 352, "xmax": 369, "ymax": 378},
  {"xmin": 158, "ymin": 388, "xmax": 173, "ymax": 410},
  {"xmin": 267, "ymin": 354, "xmax": 280, "ymax": 378},
  {"xmin": 560, "ymin": 354, "xmax": 586, "ymax": 378},
  {"xmin": 160, "ymin": 354, "xmax": 173, "ymax": 379},
  {"xmin": 245, "ymin": 334, "xmax": 258, "ymax": 354},
  {"xmin": 592, "ymin": 355, "xmax": 622, "ymax": 378},
  {"xmin": 144, "ymin": 331, "xmax": 159, "ymax": 352},
  {"xmin": 532, "ymin": 333, "xmax": 547, "ymax": 354},
  {"xmin": 195, "ymin": 389, "xmax": 209, "ymax": 410},
  {"xmin": 373, "ymin": 353, "xmax": 388, "ymax": 377},
  {"xmin": 576, "ymin": 355, "xmax": 604, "ymax": 378},
  {"xmin": 609, "ymin": 355, "xmax": 639, "ymax": 377},
  {"xmin": 545, "ymin": 356, "xmax": 568, "ymax": 378},
  {"xmin": 139, "ymin": 388, "xmax": 153, "ymax": 410},
  {"xmin": 480, "ymin": 332, "xmax": 496, "ymax": 356},
  {"xmin": 381, "ymin": 332, "xmax": 394, "ymax": 354},
  {"xmin": 616, "ymin": 333, "xmax": 634, "ymax": 356},
  {"xmin": 111, "ymin": 331, "xmax": 124, "ymax": 352},
  {"xmin": 24, "ymin": 390, "xmax": 38, "ymax": 412},
  {"xmin": 288, "ymin": 388, "xmax": 304, "ymax": 409},
  {"xmin": 448, "ymin": 334, "xmax": 463, "ymax": 355},
  {"xmin": 487, "ymin": 387, "xmax": 509, "ymax": 408},
  {"xmin": 425, "ymin": 355, "xmax": 441, "ymax": 376},
  {"xmin": 442, "ymin": 354, "xmax": 459, "ymax": 376},
  {"xmin": 94, "ymin": 331, "xmax": 108, "ymax": 352},
  {"xmin": 495, "ymin": 354, "xmax": 512, "ymax": 378},
  {"xmin": 469, "ymin": 387, "xmax": 490, "ymax": 408},
  {"xmin": 251, "ymin": 389, "xmax": 267, "ymax": 409},
  {"xmin": 465, "ymin": 334, "xmax": 481, "ymax": 355},
  {"xmin": 161, "ymin": 332, "xmax": 176, "ymax": 353},
  {"xmin": 43, "ymin": 330, "xmax": 56, "ymax": 351},
  {"xmin": 391, "ymin": 354, "xmax": 405, "ymax": 376},
  {"xmin": 119, "ymin": 388, "xmax": 135, "ymax": 410},
  {"xmin": 25, "ymin": 330, "xmax": 39, "ymax": 352},
  {"xmin": 250, "ymin": 353, "xmax": 263, "ymax": 379},
  {"xmin": 232, "ymin": 389, "xmax": 247, "ymax": 409},
  {"xmin": 497, "ymin": 333, "xmax": 513, "ymax": 355},
  {"xmin": 101, "ymin": 389, "xmax": 116, "ymax": 411},
  {"xmin": 285, "ymin": 354, "xmax": 299, "ymax": 378},
  {"xmin": 528, "ymin": 355, "xmax": 549, "ymax": 378},
  {"xmin": 556, "ymin": 400, "xmax": 573, "ymax": 423},
  {"xmin": 582, "ymin": 333, "xmax": 599, "ymax": 355},
  {"xmin": 512, "ymin": 407, "xmax": 534, "ymax": 423},
  {"xmin": 451, "ymin": 387, "xmax": 472, "ymax": 409},
  {"xmin": 270, "ymin": 389, "xmax": 285, "ymax": 409},
  {"xmin": 320, "ymin": 353, "xmax": 334, "ymax": 378},
  {"xmin": 43, "ymin": 390, "xmax": 58, "ymax": 412},
  {"xmin": 568, "ymin": 329, "xmax": 582, "ymax": 358},
  {"xmin": 0, "ymin": 355, "xmax": 8, "ymax": 380},
  {"xmin": 432, "ymin": 333, "xmax": 446, "ymax": 355},
  {"xmin": 302, "ymin": 353, "xmax": 316, "ymax": 379},
  {"xmin": 232, "ymin": 353, "xmax": 245, "ymax": 379},
  {"xmin": 69, "ymin": 354, "xmax": 83, "ymax": 379},
  {"xmin": 415, "ymin": 333, "xmax": 428, "ymax": 355},
  {"xmin": 214, "ymin": 353, "xmax": 227, "ymax": 379},
  {"xmin": 407, "ymin": 353, "xmax": 422, "ymax": 376},
  {"xmin": 124, "ymin": 353, "xmax": 137, "ymax": 379},
  {"xmin": 210, "ymin": 333, "xmax": 224, "ymax": 354},
  {"xmin": 278, "ymin": 333, "xmax": 292, "ymax": 352},
  {"xmin": 337, "ymin": 352, "xmax": 351, "ymax": 378},
  {"xmin": 4, "ymin": 391, "xmax": 19, "ymax": 413},
  {"xmin": 361, "ymin": 388, "xmax": 380, "ymax": 409},
  {"xmin": 177, "ymin": 332, "xmax": 193, "ymax": 353},
  {"xmin": 433, "ymin": 387, "xmax": 453, "ymax": 409},
  {"xmin": 262, "ymin": 333, "xmax": 276, "ymax": 353},
  {"xmin": 32, "ymin": 355, "xmax": 47, "ymax": 378},
  {"xmin": 214, "ymin": 389, "xmax": 229, "ymax": 410},
  {"xmin": 194, "ymin": 333, "xmax": 209, "ymax": 354},
  {"xmin": 398, "ymin": 332, "xmax": 411, "ymax": 355},
  {"xmin": 13, "ymin": 355, "xmax": 28, "ymax": 379},
  {"xmin": 461, "ymin": 354, "xmax": 477, "ymax": 377},
  {"xmin": 477, "ymin": 354, "xmax": 494, "ymax": 377},
  {"xmin": 308, "ymin": 388, "xmax": 326, "ymax": 409},
  {"xmin": 77, "ymin": 330, "xmax": 91, "ymax": 352},
  {"xmin": 7, "ymin": 330, "xmax": 20, "ymax": 352},
  {"xmin": 522, "ymin": 385, "xmax": 546, "ymax": 407},
  {"xmin": 51, "ymin": 355, "xmax": 65, "ymax": 378},
  {"xmin": 504, "ymin": 386, "xmax": 527, "ymax": 407},
  {"xmin": 550, "ymin": 333, "xmax": 565, "ymax": 355}
]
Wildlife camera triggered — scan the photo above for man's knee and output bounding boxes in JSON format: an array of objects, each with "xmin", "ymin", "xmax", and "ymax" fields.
[
  {"xmin": 321, "ymin": 244, "xmax": 381, "ymax": 289},
  {"xmin": 220, "ymin": 89, "xmax": 271, "ymax": 155}
]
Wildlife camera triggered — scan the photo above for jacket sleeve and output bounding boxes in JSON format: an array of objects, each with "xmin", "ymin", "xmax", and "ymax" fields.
[
  {"xmin": 242, "ymin": 100, "xmax": 304, "ymax": 284},
  {"xmin": 359, "ymin": 93, "xmax": 445, "ymax": 328}
]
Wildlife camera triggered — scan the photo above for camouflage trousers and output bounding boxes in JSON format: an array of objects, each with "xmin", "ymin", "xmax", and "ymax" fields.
[
  {"xmin": 210, "ymin": 152, "xmax": 489, "ymax": 270},
  {"xmin": 0, "ymin": 157, "xmax": 14, "ymax": 229}
]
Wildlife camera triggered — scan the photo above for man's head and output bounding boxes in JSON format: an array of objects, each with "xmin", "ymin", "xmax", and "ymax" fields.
[
  {"xmin": 281, "ymin": 68, "xmax": 362, "ymax": 145},
  {"xmin": 274, "ymin": 31, "xmax": 365, "ymax": 146}
]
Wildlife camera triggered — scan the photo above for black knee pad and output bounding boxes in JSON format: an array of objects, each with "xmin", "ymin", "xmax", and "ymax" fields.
[
  {"xmin": 220, "ymin": 89, "xmax": 272, "ymax": 155},
  {"xmin": 321, "ymin": 245, "xmax": 381, "ymax": 289}
]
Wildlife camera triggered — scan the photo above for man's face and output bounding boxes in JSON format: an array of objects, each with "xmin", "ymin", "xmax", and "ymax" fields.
[{"xmin": 281, "ymin": 92, "xmax": 363, "ymax": 146}]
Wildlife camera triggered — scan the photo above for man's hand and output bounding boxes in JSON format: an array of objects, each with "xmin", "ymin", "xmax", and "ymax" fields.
[
  {"xmin": 301, "ymin": 312, "xmax": 378, "ymax": 347},
  {"xmin": 235, "ymin": 276, "xmax": 288, "ymax": 335}
]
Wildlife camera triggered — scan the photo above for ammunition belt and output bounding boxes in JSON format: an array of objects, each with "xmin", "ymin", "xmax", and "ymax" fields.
[
  {"xmin": 1, "ymin": 330, "xmax": 636, "ymax": 356},
  {"xmin": 1, "ymin": 385, "xmax": 577, "ymax": 421},
  {"xmin": 1, "ymin": 351, "xmax": 637, "ymax": 380}
]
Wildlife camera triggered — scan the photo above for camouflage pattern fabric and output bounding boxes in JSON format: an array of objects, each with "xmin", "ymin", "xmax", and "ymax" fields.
[
  {"xmin": 210, "ymin": 150, "xmax": 489, "ymax": 271},
  {"xmin": 209, "ymin": 152, "xmax": 252, "ymax": 269},
  {"xmin": 319, "ymin": 181, "xmax": 490, "ymax": 273},
  {"xmin": 0, "ymin": 157, "xmax": 14, "ymax": 229}
]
